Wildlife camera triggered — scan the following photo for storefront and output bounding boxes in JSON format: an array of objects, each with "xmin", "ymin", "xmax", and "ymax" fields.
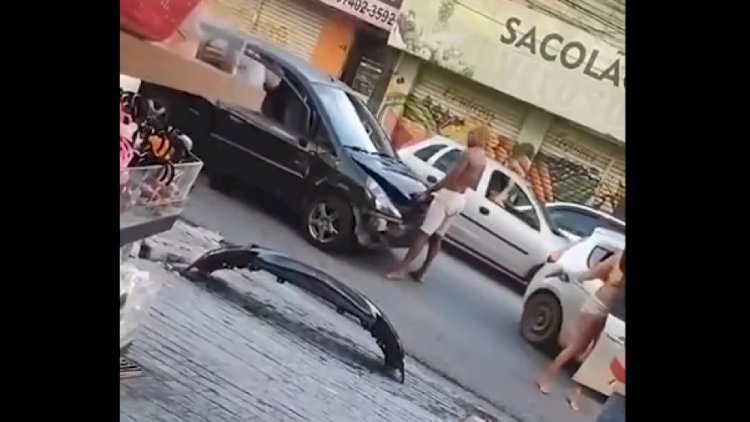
[
  {"xmin": 379, "ymin": 0, "xmax": 625, "ymax": 210},
  {"xmin": 207, "ymin": 0, "xmax": 403, "ymax": 100}
]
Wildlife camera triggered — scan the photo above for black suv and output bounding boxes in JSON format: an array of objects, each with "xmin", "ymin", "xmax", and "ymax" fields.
[{"xmin": 140, "ymin": 38, "xmax": 425, "ymax": 252}]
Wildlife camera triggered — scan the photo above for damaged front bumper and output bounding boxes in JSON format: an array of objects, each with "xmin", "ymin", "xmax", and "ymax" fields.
[
  {"xmin": 182, "ymin": 245, "xmax": 406, "ymax": 383},
  {"xmin": 353, "ymin": 207, "xmax": 423, "ymax": 249}
]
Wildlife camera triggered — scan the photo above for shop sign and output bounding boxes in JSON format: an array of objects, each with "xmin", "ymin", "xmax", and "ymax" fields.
[
  {"xmin": 387, "ymin": 0, "xmax": 625, "ymax": 142},
  {"xmin": 319, "ymin": 0, "xmax": 402, "ymax": 31}
]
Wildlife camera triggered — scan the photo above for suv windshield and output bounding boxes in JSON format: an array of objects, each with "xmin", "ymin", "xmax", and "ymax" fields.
[{"xmin": 313, "ymin": 83, "xmax": 396, "ymax": 158}]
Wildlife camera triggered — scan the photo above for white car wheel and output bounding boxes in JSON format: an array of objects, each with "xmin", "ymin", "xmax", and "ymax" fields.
[{"xmin": 520, "ymin": 292, "xmax": 562, "ymax": 348}]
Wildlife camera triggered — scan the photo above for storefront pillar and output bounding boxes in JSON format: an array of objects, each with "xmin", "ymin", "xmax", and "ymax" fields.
[
  {"xmin": 376, "ymin": 53, "xmax": 422, "ymax": 143},
  {"xmin": 516, "ymin": 109, "xmax": 554, "ymax": 159}
]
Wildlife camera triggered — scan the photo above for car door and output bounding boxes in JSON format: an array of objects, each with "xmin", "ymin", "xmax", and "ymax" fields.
[
  {"xmin": 398, "ymin": 142, "xmax": 449, "ymax": 185},
  {"xmin": 572, "ymin": 292, "xmax": 625, "ymax": 396},
  {"xmin": 215, "ymin": 88, "xmax": 314, "ymax": 199},
  {"xmin": 453, "ymin": 168, "xmax": 547, "ymax": 277},
  {"xmin": 556, "ymin": 243, "xmax": 616, "ymax": 344}
]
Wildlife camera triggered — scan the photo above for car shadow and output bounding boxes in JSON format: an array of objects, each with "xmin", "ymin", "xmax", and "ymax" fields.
[{"xmin": 440, "ymin": 242, "xmax": 528, "ymax": 296}]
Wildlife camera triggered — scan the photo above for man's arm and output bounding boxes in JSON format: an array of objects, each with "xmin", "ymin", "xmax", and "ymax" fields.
[
  {"xmin": 425, "ymin": 151, "xmax": 469, "ymax": 195},
  {"xmin": 571, "ymin": 252, "xmax": 620, "ymax": 281}
]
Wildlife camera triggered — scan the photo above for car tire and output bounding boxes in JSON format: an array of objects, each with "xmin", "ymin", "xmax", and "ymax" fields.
[
  {"xmin": 520, "ymin": 291, "xmax": 562, "ymax": 349},
  {"xmin": 302, "ymin": 194, "xmax": 355, "ymax": 253}
]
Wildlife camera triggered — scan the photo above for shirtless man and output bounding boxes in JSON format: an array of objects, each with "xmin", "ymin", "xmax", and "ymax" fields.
[{"xmin": 385, "ymin": 126, "xmax": 489, "ymax": 282}]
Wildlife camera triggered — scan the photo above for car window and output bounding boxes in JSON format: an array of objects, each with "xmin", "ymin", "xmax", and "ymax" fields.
[
  {"xmin": 312, "ymin": 83, "xmax": 396, "ymax": 157},
  {"xmin": 485, "ymin": 170, "xmax": 540, "ymax": 231},
  {"xmin": 587, "ymin": 246, "xmax": 615, "ymax": 269},
  {"xmin": 414, "ymin": 144, "xmax": 446, "ymax": 162},
  {"xmin": 433, "ymin": 149, "xmax": 461, "ymax": 173},
  {"xmin": 549, "ymin": 209, "xmax": 601, "ymax": 237},
  {"xmin": 601, "ymin": 219, "xmax": 626, "ymax": 235},
  {"xmin": 313, "ymin": 121, "xmax": 335, "ymax": 152},
  {"xmin": 431, "ymin": 148, "xmax": 479, "ymax": 190}
]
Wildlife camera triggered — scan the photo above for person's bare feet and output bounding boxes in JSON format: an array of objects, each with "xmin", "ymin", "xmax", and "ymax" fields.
[
  {"xmin": 535, "ymin": 378, "xmax": 551, "ymax": 395},
  {"xmin": 566, "ymin": 390, "xmax": 581, "ymax": 412},
  {"xmin": 409, "ymin": 270, "xmax": 426, "ymax": 283},
  {"xmin": 384, "ymin": 269, "xmax": 406, "ymax": 281}
]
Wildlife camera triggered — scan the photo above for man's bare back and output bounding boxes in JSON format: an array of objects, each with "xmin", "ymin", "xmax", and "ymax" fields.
[
  {"xmin": 384, "ymin": 126, "xmax": 490, "ymax": 282},
  {"xmin": 441, "ymin": 147, "xmax": 486, "ymax": 194}
]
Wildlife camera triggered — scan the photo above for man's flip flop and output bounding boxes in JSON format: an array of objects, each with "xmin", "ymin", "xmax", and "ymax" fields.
[
  {"xmin": 536, "ymin": 381, "xmax": 551, "ymax": 395},
  {"xmin": 409, "ymin": 271, "xmax": 425, "ymax": 283},
  {"xmin": 566, "ymin": 395, "xmax": 581, "ymax": 412}
]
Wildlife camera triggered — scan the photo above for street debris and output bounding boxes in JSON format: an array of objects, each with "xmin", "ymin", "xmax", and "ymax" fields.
[
  {"xmin": 183, "ymin": 244, "xmax": 406, "ymax": 383},
  {"xmin": 120, "ymin": 220, "xmax": 515, "ymax": 422}
]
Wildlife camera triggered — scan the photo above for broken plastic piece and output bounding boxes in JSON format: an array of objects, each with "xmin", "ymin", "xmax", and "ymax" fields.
[{"xmin": 183, "ymin": 245, "xmax": 406, "ymax": 383}]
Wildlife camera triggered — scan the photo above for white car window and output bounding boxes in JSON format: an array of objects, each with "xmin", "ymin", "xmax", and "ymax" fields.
[
  {"xmin": 550, "ymin": 209, "xmax": 601, "ymax": 238},
  {"xmin": 414, "ymin": 144, "xmax": 446, "ymax": 162},
  {"xmin": 433, "ymin": 149, "xmax": 461, "ymax": 173},
  {"xmin": 429, "ymin": 148, "xmax": 480, "ymax": 191},
  {"xmin": 587, "ymin": 246, "xmax": 615, "ymax": 268},
  {"xmin": 485, "ymin": 170, "xmax": 540, "ymax": 231}
]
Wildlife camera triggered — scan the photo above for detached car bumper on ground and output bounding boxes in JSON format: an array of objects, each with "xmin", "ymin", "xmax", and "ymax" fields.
[{"xmin": 182, "ymin": 244, "xmax": 406, "ymax": 382}]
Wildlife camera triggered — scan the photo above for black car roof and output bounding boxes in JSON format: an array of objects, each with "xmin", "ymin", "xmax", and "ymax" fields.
[{"xmin": 244, "ymin": 36, "xmax": 353, "ymax": 90}]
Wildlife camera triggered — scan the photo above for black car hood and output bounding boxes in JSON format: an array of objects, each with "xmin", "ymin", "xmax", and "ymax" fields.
[
  {"xmin": 350, "ymin": 151, "xmax": 426, "ymax": 202},
  {"xmin": 182, "ymin": 245, "xmax": 406, "ymax": 382}
]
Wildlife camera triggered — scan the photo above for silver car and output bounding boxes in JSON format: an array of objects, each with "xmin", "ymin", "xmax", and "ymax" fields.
[{"xmin": 399, "ymin": 137, "xmax": 568, "ymax": 283}]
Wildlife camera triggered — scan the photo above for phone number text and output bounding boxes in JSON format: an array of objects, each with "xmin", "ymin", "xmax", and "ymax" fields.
[{"xmin": 335, "ymin": 0, "xmax": 397, "ymax": 27}]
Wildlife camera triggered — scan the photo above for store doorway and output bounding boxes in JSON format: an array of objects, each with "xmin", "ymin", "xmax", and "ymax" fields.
[{"xmin": 340, "ymin": 27, "xmax": 389, "ymax": 101}]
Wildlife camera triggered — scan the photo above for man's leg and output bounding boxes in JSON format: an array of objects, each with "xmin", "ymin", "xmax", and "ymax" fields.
[
  {"xmin": 410, "ymin": 234, "xmax": 443, "ymax": 282},
  {"xmin": 385, "ymin": 197, "xmax": 445, "ymax": 280},
  {"xmin": 385, "ymin": 231, "xmax": 431, "ymax": 280}
]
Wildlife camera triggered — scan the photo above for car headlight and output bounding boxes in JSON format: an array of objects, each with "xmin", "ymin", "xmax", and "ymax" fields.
[{"xmin": 366, "ymin": 177, "xmax": 402, "ymax": 219}]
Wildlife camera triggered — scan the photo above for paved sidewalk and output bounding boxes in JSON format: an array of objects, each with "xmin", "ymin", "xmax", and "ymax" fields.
[{"xmin": 120, "ymin": 222, "xmax": 512, "ymax": 422}]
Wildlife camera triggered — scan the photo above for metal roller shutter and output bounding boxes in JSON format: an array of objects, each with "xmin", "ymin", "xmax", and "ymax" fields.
[
  {"xmin": 206, "ymin": 0, "xmax": 326, "ymax": 61},
  {"xmin": 206, "ymin": 0, "xmax": 263, "ymax": 34},
  {"xmin": 406, "ymin": 64, "xmax": 531, "ymax": 162},
  {"xmin": 535, "ymin": 120, "xmax": 625, "ymax": 211}
]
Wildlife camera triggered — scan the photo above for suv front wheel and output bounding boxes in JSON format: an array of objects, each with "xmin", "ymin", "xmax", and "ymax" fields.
[{"xmin": 302, "ymin": 195, "xmax": 355, "ymax": 252}]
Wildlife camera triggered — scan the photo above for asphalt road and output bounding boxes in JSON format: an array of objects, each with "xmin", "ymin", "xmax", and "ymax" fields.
[{"xmin": 182, "ymin": 176, "xmax": 603, "ymax": 422}]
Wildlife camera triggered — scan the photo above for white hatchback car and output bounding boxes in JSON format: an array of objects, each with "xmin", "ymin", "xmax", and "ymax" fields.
[
  {"xmin": 520, "ymin": 228, "xmax": 625, "ymax": 396},
  {"xmin": 399, "ymin": 137, "xmax": 569, "ymax": 283}
]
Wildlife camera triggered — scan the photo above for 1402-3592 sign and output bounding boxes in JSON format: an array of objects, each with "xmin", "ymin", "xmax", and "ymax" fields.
[
  {"xmin": 500, "ymin": 17, "xmax": 624, "ymax": 89},
  {"xmin": 328, "ymin": 0, "xmax": 400, "ymax": 30}
]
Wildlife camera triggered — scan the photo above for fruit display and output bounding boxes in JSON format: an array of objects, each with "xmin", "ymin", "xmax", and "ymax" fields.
[
  {"xmin": 484, "ymin": 134, "xmax": 514, "ymax": 164},
  {"xmin": 535, "ymin": 153, "xmax": 601, "ymax": 204},
  {"xmin": 526, "ymin": 161, "xmax": 555, "ymax": 202}
]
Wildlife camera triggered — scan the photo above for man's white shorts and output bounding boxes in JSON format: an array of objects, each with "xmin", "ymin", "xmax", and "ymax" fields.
[{"xmin": 420, "ymin": 188, "xmax": 467, "ymax": 236}]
